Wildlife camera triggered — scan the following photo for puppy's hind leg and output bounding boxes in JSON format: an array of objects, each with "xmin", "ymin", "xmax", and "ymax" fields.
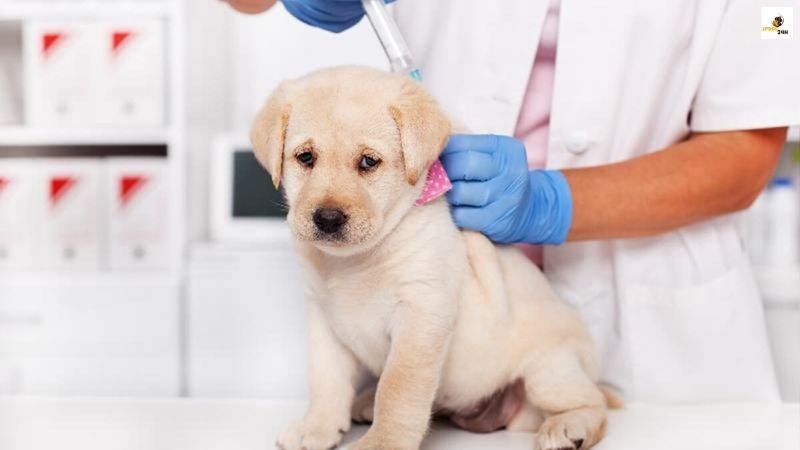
[
  {"xmin": 505, "ymin": 400, "xmax": 544, "ymax": 432},
  {"xmin": 522, "ymin": 350, "xmax": 607, "ymax": 450}
]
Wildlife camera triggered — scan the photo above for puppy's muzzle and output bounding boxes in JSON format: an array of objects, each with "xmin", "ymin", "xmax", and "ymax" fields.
[{"xmin": 313, "ymin": 208, "xmax": 348, "ymax": 235}]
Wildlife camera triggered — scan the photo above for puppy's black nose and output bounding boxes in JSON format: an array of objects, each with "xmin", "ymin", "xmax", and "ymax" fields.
[{"xmin": 313, "ymin": 208, "xmax": 348, "ymax": 234}]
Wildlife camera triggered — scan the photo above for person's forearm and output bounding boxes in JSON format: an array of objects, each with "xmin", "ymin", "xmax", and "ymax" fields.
[
  {"xmin": 563, "ymin": 128, "xmax": 787, "ymax": 241},
  {"xmin": 226, "ymin": 0, "xmax": 277, "ymax": 14}
]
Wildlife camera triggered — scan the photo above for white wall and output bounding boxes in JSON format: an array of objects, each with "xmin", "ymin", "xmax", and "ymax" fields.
[{"xmin": 185, "ymin": 0, "xmax": 234, "ymax": 241}]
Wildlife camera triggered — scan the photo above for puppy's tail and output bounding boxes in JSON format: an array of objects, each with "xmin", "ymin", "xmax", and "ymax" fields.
[
  {"xmin": 600, "ymin": 386, "xmax": 624, "ymax": 409},
  {"xmin": 462, "ymin": 231, "xmax": 511, "ymax": 317}
]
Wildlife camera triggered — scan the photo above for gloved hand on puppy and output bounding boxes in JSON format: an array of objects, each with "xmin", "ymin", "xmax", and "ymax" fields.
[{"xmin": 441, "ymin": 134, "xmax": 573, "ymax": 245}]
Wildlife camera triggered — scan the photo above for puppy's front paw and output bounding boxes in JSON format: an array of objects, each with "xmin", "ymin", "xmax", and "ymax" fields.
[
  {"xmin": 534, "ymin": 415, "xmax": 586, "ymax": 450},
  {"xmin": 276, "ymin": 418, "xmax": 347, "ymax": 450}
]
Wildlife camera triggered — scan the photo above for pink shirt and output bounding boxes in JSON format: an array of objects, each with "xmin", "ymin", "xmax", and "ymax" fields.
[{"xmin": 514, "ymin": 0, "xmax": 560, "ymax": 265}]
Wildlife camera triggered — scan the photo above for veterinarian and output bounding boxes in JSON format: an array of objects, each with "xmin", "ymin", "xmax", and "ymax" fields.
[{"xmin": 228, "ymin": 0, "xmax": 800, "ymax": 402}]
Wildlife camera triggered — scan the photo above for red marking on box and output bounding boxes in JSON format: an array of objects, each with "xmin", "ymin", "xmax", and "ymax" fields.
[
  {"xmin": 50, "ymin": 177, "xmax": 77, "ymax": 207},
  {"xmin": 120, "ymin": 175, "xmax": 148, "ymax": 207},
  {"xmin": 42, "ymin": 32, "xmax": 65, "ymax": 57},
  {"xmin": 112, "ymin": 31, "xmax": 134, "ymax": 56},
  {"xmin": 0, "ymin": 177, "xmax": 9, "ymax": 195}
]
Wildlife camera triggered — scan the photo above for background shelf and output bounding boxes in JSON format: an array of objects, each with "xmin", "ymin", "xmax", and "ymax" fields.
[
  {"xmin": 0, "ymin": 126, "xmax": 172, "ymax": 146},
  {"xmin": 0, "ymin": 269, "xmax": 179, "ymax": 288},
  {"xmin": 0, "ymin": 1, "xmax": 176, "ymax": 20}
]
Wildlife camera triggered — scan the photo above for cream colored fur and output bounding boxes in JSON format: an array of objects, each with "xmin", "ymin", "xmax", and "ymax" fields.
[{"xmin": 251, "ymin": 66, "xmax": 609, "ymax": 450}]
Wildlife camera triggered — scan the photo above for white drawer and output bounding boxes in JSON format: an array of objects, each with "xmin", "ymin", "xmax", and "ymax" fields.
[
  {"xmin": 0, "ymin": 273, "xmax": 180, "ymax": 396},
  {"xmin": 187, "ymin": 243, "xmax": 307, "ymax": 399}
]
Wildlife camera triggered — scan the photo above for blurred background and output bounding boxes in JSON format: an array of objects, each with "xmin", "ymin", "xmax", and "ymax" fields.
[{"xmin": 0, "ymin": 0, "xmax": 797, "ymax": 408}]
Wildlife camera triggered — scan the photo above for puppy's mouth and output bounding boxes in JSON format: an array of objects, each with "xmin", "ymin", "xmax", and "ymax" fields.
[
  {"xmin": 313, "ymin": 229, "xmax": 348, "ymax": 245},
  {"xmin": 288, "ymin": 225, "xmax": 350, "ymax": 245}
]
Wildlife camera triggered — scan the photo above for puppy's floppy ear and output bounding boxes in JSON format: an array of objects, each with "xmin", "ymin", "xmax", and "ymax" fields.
[
  {"xmin": 251, "ymin": 82, "xmax": 292, "ymax": 189},
  {"xmin": 390, "ymin": 79, "xmax": 452, "ymax": 185}
]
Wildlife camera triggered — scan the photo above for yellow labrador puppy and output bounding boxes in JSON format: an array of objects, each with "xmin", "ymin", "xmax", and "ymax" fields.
[{"xmin": 251, "ymin": 66, "xmax": 610, "ymax": 450}]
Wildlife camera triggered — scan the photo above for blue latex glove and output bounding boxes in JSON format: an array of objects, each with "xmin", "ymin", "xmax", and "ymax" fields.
[
  {"xmin": 440, "ymin": 134, "xmax": 573, "ymax": 245},
  {"xmin": 281, "ymin": 0, "xmax": 396, "ymax": 33}
]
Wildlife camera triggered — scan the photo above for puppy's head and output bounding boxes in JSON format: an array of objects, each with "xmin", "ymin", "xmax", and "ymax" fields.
[{"xmin": 251, "ymin": 66, "xmax": 451, "ymax": 256}]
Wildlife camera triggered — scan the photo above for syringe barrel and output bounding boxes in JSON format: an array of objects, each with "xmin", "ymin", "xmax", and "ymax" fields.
[{"xmin": 362, "ymin": 0, "xmax": 419, "ymax": 76}]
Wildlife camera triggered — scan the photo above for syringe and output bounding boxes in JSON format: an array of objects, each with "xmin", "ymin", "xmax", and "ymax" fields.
[{"xmin": 361, "ymin": 0, "xmax": 421, "ymax": 81}]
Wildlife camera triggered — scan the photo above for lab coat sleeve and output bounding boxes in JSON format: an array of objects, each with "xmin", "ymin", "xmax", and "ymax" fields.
[{"xmin": 690, "ymin": 1, "xmax": 800, "ymax": 132}]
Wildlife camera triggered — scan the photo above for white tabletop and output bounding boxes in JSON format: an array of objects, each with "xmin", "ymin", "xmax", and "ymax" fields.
[{"xmin": 0, "ymin": 397, "xmax": 797, "ymax": 450}]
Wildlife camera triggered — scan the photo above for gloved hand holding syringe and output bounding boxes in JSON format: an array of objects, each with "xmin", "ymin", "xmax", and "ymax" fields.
[{"xmin": 276, "ymin": 0, "xmax": 420, "ymax": 80}]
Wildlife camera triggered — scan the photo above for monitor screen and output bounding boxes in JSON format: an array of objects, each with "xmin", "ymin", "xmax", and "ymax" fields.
[{"xmin": 231, "ymin": 150, "xmax": 286, "ymax": 218}]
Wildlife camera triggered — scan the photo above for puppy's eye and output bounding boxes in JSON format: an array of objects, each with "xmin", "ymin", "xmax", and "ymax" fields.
[
  {"xmin": 296, "ymin": 151, "xmax": 315, "ymax": 167},
  {"xmin": 359, "ymin": 155, "xmax": 381, "ymax": 171}
]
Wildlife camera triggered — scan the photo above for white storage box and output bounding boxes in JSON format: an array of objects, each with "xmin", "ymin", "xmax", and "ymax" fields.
[
  {"xmin": 34, "ymin": 158, "xmax": 103, "ymax": 270},
  {"xmin": 0, "ymin": 160, "xmax": 36, "ymax": 270},
  {"xmin": 187, "ymin": 242, "xmax": 307, "ymax": 398},
  {"xmin": 24, "ymin": 20, "xmax": 99, "ymax": 126},
  {"xmin": 104, "ymin": 157, "xmax": 169, "ymax": 270},
  {"xmin": 24, "ymin": 19, "xmax": 165, "ymax": 127},
  {"xmin": 96, "ymin": 20, "xmax": 165, "ymax": 126}
]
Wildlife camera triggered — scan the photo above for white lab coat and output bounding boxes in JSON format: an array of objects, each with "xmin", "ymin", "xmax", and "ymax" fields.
[{"xmin": 393, "ymin": 0, "xmax": 800, "ymax": 402}]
